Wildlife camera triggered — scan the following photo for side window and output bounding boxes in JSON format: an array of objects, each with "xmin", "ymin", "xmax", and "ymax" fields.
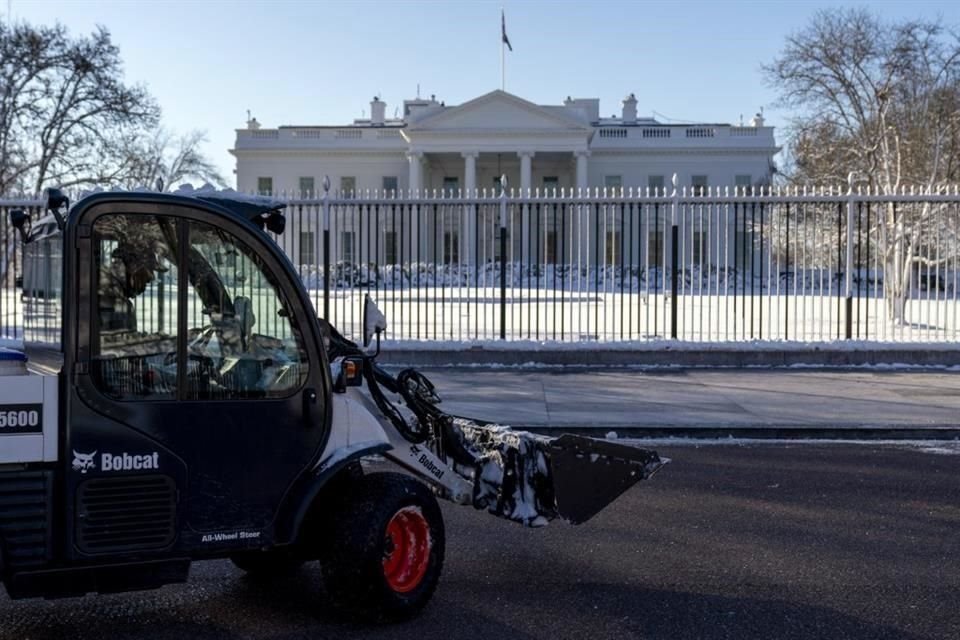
[
  {"xmin": 183, "ymin": 221, "xmax": 308, "ymax": 400},
  {"xmin": 92, "ymin": 215, "xmax": 179, "ymax": 400},
  {"xmin": 90, "ymin": 215, "xmax": 309, "ymax": 402}
]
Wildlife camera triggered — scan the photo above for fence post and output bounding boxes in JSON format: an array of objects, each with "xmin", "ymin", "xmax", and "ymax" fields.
[
  {"xmin": 845, "ymin": 172, "xmax": 855, "ymax": 340},
  {"xmin": 322, "ymin": 175, "xmax": 331, "ymax": 321},
  {"xmin": 670, "ymin": 173, "xmax": 679, "ymax": 339},
  {"xmin": 499, "ymin": 174, "xmax": 508, "ymax": 340}
]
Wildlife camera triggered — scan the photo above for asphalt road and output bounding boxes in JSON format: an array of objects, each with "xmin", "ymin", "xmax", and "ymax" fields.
[{"xmin": 1, "ymin": 442, "xmax": 958, "ymax": 640}]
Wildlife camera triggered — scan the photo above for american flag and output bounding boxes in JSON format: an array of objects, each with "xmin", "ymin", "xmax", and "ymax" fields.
[{"xmin": 501, "ymin": 9, "xmax": 513, "ymax": 52}]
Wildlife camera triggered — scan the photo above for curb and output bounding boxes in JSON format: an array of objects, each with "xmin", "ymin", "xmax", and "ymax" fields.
[
  {"xmin": 519, "ymin": 425, "xmax": 960, "ymax": 441},
  {"xmin": 378, "ymin": 348, "xmax": 960, "ymax": 369}
]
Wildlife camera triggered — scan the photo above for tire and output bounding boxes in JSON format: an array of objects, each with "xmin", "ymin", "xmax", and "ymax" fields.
[
  {"xmin": 230, "ymin": 547, "xmax": 304, "ymax": 578},
  {"xmin": 317, "ymin": 472, "xmax": 445, "ymax": 621}
]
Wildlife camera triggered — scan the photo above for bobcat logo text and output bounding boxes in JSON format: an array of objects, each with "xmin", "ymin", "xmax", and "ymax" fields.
[{"xmin": 71, "ymin": 450, "xmax": 160, "ymax": 474}]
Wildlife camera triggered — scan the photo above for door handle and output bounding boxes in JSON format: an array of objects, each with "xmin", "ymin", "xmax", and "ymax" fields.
[{"xmin": 303, "ymin": 388, "xmax": 318, "ymax": 427}]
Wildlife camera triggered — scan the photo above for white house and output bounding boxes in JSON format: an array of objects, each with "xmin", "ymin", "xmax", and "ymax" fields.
[
  {"xmin": 231, "ymin": 89, "xmax": 779, "ymax": 198},
  {"xmin": 230, "ymin": 90, "xmax": 779, "ymax": 271}
]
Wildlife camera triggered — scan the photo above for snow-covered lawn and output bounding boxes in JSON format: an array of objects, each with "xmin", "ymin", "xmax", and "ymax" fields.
[{"xmin": 4, "ymin": 285, "xmax": 960, "ymax": 344}]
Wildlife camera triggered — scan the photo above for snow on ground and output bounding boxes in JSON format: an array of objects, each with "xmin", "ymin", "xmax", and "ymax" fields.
[{"xmin": 7, "ymin": 284, "xmax": 959, "ymax": 345}]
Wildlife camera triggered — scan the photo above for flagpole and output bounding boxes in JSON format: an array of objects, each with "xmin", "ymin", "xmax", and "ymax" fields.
[{"xmin": 500, "ymin": 10, "xmax": 505, "ymax": 91}]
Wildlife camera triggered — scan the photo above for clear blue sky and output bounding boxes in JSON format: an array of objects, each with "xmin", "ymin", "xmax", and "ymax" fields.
[{"xmin": 8, "ymin": 0, "xmax": 960, "ymax": 187}]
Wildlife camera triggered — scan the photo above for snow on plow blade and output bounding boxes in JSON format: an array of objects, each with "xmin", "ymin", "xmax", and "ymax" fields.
[{"xmin": 448, "ymin": 420, "xmax": 665, "ymax": 527}]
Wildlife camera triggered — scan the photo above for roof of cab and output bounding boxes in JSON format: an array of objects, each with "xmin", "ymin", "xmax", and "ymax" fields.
[{"xmin": 69, "ymin": 187, "xmax": 286, "ymax": 228}]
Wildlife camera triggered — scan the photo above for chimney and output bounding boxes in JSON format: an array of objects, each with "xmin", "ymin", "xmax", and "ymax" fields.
[
  {"xmin": 621, "ymin": 93, "xmax": 637, "ymax": 124},
  {"xmin": 371, "ymin": 96, "xmax": 386, "ymax": 125}
]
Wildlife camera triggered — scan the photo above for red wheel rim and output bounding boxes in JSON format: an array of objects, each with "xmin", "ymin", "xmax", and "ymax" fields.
[{"xmin": 382, "ymin": 506, "xmax": 432, "ymax": 593}]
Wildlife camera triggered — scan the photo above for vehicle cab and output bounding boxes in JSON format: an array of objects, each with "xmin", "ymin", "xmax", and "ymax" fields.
[{"xmin": 2, "ymin": 189, "xmax": 335, "ymax": 598}]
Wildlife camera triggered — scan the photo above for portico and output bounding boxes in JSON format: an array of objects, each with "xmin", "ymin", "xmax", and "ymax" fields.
[{"xmin": 402, "ymin": 91, "xmax": 594, "ymax": 196}]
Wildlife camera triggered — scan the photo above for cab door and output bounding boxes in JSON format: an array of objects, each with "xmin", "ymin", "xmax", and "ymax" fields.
[{"xmin": 69, "ymin": 200, "xmax": 329, "ymax": 553}]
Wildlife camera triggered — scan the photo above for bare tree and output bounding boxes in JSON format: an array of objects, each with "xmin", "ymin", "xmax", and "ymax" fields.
[
  {"xmin": 118, "ymin": 129, "xmax": 226, "ymax": 190},
  {"xmin": 764, "ymin": 8, "xmax": 960, "ymax": 323},
  {"xmin": 0, "ymin": 21, "xmax": 160, "ymax": 194}
]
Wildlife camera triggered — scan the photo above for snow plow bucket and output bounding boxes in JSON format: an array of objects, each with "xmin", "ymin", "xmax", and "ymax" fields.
[
  {"xmin": 546, "ymin": 434, "xmax": 664, "ymax": 524},
  {"xmin": 448, "ymin": 420, "xmax": 665, "ymax": 527}
]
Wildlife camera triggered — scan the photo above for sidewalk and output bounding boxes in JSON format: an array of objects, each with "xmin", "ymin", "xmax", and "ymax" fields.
[{"xmin": 406, "ymin": 367, "xmax": 960, "ymax": 439}]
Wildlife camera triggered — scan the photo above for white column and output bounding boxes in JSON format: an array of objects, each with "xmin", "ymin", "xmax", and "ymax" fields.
[
  {"xmin": 461, "ymin": 152, "xmax": 479, "ymax": 266},
  {"xmin": 519, "ymin": 151, "xmax": 534, "ymax": 195},
  {"xmin": 518, "ymin": 151, "xmax": 535, "ymax": 264},
  {"xmin": 574, "ymin": 150, "xmax": 590, "ymax": 194},
  {"xmin": 574, "ymin": 150, "xmax": 591, "ymax": 265},
  {"xmin": 419, "ymin": 153, "xmax": 429, "ymax": 252},
  {"xmin": 407, "ymin": 151, "xmax": 423, "ymax": 195},
  {"xmin": 462, "ymin": 151, "xmax": 478, "ymax": 196}
]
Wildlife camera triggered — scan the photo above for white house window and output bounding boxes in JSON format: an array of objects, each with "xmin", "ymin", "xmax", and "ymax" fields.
[
  {"xmin": 692, "ymin": 231, "xmax": 707, "ymax": 266},
  {"xmin": 340, "ymin": 231, "xmax": 355, "ymax": 264},
  {"xmin": 444, "ymin": 231, "xmax": 459, "ymax": 263},
  {"xmin": 735, "ymin": 174, "xmax": 752, "ymax": 194},
  {"xmin": 605, "ymin": 230, "xmax": 622, "ymax": 264},
  {"xmin": 691, "ymin": 175, "xmax": 708, "ymax": 196},
  {"xmin": 257, "ymin": 177, "xmax": 273, "ymax": 196},
  {"xmin": 648, "ymin": 175, "xmax": 665, "ymax": 195},
  {"xmin": 299, "ymin": 176, "xmax": 315, "ymax": 197},
  {"xmin": 545, "ymin": 231, "xmax": 557, "ymax": 264},
  {"xmin": 542, "ymin": 176, "xmax": 559, "ymax": 195},
  {"xmin": 734, "ymin": 230, "xmax": 753, "ymax": 270},
  {"xmin": 340, "ymin": 176, "xmax": 356, "ymax": 198},
  {"xmin": 604, "ymin": 175, "xmax": 622, "ymax": 190},
  {"xmin": 604, "ymin": 214, "xmax": 623, "ymax": 264},
  {"xmin": 384, "ymin": 230, "xmax": 398, "ymax": 265},
  {"xmin": 544, "ymin": 203, "xmax": 562, "ymax": 263},
  {"xmin": 494, "ymin": 228, "xmax": 508, "ymax": 262},
  {"xmin": 382, "ymin": 176, "xmax": 398, "ymax": 195},
  {"xmin": 648, "ymin": 230, "xmax": 663, "ymax": 268},
  {"xmin": 299, "ymin": 231, "xmax": 316, "ymax": 265},
  {"xmin": 442, "ymin": 177, "xmax": 459, "ymax": 196}
]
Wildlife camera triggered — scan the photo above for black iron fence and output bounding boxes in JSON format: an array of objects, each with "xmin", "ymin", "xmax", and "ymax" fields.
[{"xmin": 4, "ymin": 188, "xmax": 960, "ymax": 344}]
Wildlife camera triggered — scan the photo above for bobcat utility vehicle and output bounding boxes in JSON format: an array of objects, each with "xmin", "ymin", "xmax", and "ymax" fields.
[{"xmin": 0, "ymin": 188, "xmax": 664, "ymax": 620}]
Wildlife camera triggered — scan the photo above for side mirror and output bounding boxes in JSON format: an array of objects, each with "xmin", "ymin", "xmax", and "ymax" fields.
[
  {"xmin": 44, "ymin": 187, "xmax": 68, "ymax": 230},
  {"xmin": 9, "ymin": 209, "xmax": 29, "ymax": 243},
  {"xmin": 265, "ymin": 211, "xmax": 286, "ymax": 234},
  {"xmin": 362, "ymin": 294, "xmax": 387, "ymax": 347}
]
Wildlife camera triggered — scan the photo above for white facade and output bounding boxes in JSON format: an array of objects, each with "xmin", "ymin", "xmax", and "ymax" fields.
[{"xmin": 230, "ymin": 90, "xmax": 779, "ymax": 197}]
